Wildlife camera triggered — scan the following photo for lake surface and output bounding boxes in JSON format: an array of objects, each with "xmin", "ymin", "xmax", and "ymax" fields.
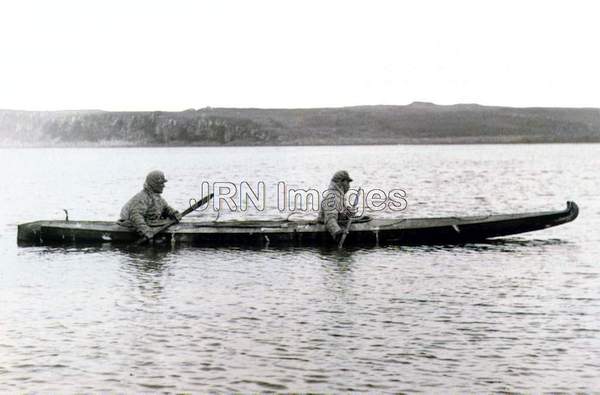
[{"xmin": 1, "ymin": 144, "xmax": 599, "ymax": 392}]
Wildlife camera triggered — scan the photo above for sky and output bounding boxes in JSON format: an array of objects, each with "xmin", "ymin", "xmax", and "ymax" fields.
[{"xmin": 1, "ymin": 0, "xmax": 599, "ymax": 111}]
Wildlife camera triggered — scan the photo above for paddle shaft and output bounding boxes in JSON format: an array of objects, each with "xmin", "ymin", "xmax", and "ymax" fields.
[
  {"xmin": 136, "ymin": 193, "xmax": 214, "ymax": 245},
  {"xmin": 338, "ymin": 188, "xmax": 361, "ymax": 249}
]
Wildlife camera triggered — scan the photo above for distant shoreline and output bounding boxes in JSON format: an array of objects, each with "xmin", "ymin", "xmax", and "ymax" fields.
[
  {"xmin": 2, "ymin": 103, "xmax": 599, "ymax": 146},
  {"xmin": 2, "ymin": 140, "xmax": 599, "ymax": 149}
]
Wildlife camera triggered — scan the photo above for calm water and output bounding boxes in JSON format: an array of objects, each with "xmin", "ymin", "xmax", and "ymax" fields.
[{"xmin": 1, "ymin": 144, "xmax": 599, "ymax": 392}]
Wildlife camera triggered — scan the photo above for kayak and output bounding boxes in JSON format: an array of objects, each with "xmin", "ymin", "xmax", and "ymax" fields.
[{"xmin": 17, "ymin": 201, "xmax": 578, "ymax": 247}]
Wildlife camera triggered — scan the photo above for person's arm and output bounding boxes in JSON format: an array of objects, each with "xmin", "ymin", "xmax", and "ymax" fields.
[
  {"xmin": 322, "ymin": 190, "xmax": 343, "ymax": 239},
  {"xmin": 161, "ymin": 198, "xmax": 181, "ymax": 222},
  {"xmin": 342, "ymin": 190, "xmax": 362, "ymax": 219},
  {"xmin": 129, "ymin": 199, "xmax": 154, "ymax": 239},
  {"xmin": 325, "ymin": 218, "xmax": 343, "ymax": 240}
]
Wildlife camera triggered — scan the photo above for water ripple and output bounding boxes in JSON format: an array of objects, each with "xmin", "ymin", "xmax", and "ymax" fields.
[{"xmin": 2, "ymin": 145, "xmax": 600, "ymax": 392}]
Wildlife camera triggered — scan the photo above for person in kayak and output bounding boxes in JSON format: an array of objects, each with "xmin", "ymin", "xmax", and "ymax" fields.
[
  {"xmin": 318, "ymin": 170, "xmax": 357, "ymax": 241},
  {"xmin": 118, "ymin": 170, "xmax": 181, "ymax": 240}
]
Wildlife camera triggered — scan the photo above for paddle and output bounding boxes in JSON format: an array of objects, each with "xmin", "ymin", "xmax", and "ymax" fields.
[
  {"xmin": 338, "ymin": 188, "xmax": 362, "ymax": 249},
  {"xmin": 136, "ymin": 192, "xmax": 214, "ymax": 245}
]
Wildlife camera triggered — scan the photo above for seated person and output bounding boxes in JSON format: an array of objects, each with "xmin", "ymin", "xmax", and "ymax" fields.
[
  {"xmin": 118, "ymin": 170, "xmax": 180, "ymax": 240},
  {"xmin": 318, "ymin": 170, "xmax": 356, "ymax": 241}
]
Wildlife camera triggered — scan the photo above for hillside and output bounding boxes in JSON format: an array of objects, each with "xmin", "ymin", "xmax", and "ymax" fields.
[{"xmin": 1, "ymin": 103, "xmax": 600, "ymax": 146}]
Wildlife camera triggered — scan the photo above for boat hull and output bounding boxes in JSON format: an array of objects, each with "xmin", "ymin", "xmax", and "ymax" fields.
[{"xmin": 17, "ymin": 201, "xmax": 579, "ymax": 247}]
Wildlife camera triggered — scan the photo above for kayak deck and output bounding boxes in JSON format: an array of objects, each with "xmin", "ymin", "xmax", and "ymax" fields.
[{"xmin": 17, "ymin": 201, "xmax": 579, "ymax": 247}]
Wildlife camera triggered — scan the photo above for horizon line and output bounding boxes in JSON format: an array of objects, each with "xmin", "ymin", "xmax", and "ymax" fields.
[{"xmin": 2, "ymin": 101, "xmax": 600, "ymax": 113}]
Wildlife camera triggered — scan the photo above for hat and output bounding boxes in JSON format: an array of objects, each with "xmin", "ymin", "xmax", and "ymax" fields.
[
  {"xmin": 146, "ymin": 170, "xmax": 168, "ymax": 184},
  {"xmin": 332, "ymin": 170, "xmax": 353, "ymax": 182}
]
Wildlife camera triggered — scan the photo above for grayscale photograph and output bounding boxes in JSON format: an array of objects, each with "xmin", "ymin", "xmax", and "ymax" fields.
[{"xmin": 1, "ymin": 0, "xmax": 598, "ymax": 392}]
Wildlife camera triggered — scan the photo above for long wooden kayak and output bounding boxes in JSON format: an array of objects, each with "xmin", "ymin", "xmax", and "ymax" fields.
[{"xmin": 17, "ymin": 201, "xmax": 578, "ymax": 247}]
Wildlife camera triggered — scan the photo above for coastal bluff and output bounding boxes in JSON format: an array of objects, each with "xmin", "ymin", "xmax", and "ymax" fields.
[{"xmin": 2, "ymin": 103, "xmax": 599, "ymax": 146}]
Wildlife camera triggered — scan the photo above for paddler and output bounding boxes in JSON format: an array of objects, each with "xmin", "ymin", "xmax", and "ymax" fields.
[
  {"xmin": 118, "ymin": 170, "xmax": 182, "ymax": 240},
  {"xmin": 318, "ymin": 170, "xmax": 357, "ymax": 241}
]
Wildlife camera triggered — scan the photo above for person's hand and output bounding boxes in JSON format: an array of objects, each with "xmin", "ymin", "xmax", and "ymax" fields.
[
  {"xmin": 334, "ymin": 229, "xmax": 344, "ymax": 242},
  {"xmin": 171, "ymin": 211, "xmax": 182, "ymax": 223},
  {"xmin": 347, "ymin": 206, "xmax": 358, "ymax": 215},
  {"xmin": 143, "ymin": 230, "xmax": 155, "ymax": 242}
]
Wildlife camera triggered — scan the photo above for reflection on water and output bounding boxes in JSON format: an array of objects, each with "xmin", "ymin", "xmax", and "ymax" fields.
[
  {"xmin": 317, "ymin": 245, "xmax": 358, "ymax": 263},
  {"xmin": 119, "ymin": 245, "xmax": 173, "ymax": 272},
  {"xmin": 1, "ymin": 145, "xmax": 599, "ymax": 392}
]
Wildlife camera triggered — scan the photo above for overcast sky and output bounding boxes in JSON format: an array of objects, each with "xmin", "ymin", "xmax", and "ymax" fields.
[{"xmin": 1, "ymin": 0, "xmax": 599, "ymax": 111}]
